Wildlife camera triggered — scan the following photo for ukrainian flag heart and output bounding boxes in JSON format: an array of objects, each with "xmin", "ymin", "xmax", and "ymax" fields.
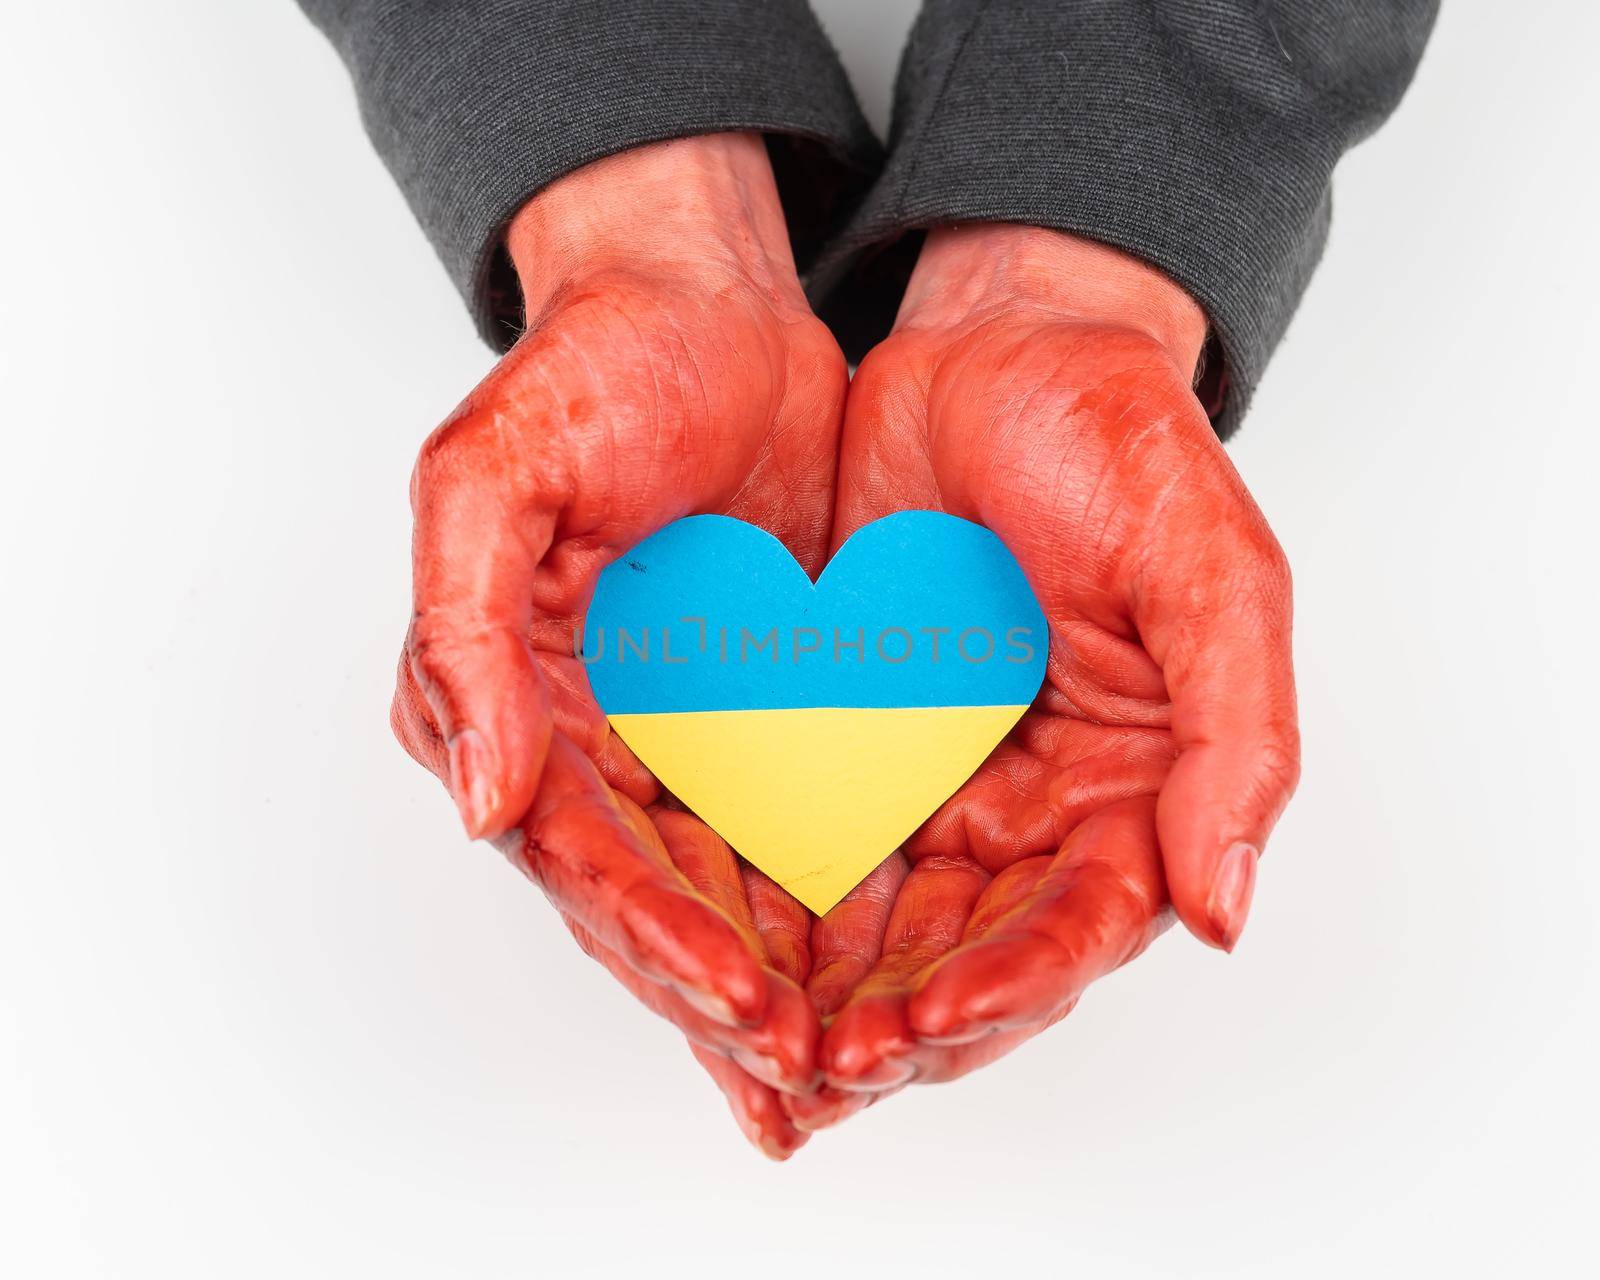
[{"xmin": 581, "ymin": 512, "xmax": 1048, "ymax": 914}]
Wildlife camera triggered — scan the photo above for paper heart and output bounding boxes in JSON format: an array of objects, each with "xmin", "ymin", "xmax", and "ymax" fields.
[{"xmin": 581, "ymin": 512, "xmax": 1047, "ymax": 913}]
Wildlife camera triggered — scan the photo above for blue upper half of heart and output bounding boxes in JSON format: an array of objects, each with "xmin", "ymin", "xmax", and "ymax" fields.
[{"xmin": 582, "ymin": 512, "xmax": 1048, "ymax": 714}]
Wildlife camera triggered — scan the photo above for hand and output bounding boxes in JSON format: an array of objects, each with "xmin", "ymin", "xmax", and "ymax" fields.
[
  {"xmin": 389, "ymin": 134, "xmax": 847, "ymax": 1157},
  {"xmin": 798, "ymin": 225, "xmax": 1299, "ymax": 1118}
]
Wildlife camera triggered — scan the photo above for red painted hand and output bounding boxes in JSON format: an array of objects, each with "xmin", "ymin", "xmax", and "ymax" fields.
[
  {"xmin": 796, "ymin": 225, "xmax": 1300, "ymax": 1124},
  {"xmin": 389, "ymin": 135, "xmax": 847, "ymax": 1157}
]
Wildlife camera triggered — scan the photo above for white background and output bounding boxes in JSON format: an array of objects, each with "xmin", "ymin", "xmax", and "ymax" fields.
[{"xmin": 3, "ymin": 3, "xmax": 1596, "ymax": 1276}]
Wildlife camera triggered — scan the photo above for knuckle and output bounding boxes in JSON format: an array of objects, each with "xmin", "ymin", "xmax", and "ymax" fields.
[
  {"xmin": 388, "ymin": 688, "xmax": 411, "ymax": 748},
  {"xmin": 405, "ymin": 610, "xmax": 465, "ymax": 686},
  {"xmin": 410, "ymin": 412, "xmax": 482, "ymax": 502},
  {"xmin": 391, "ymin": 647, "xmax": 439, "ymax": 735},
  {"xmin": 389, "ymin": 671, "xmax": 448, "ymax": 777},
  {"xmin": 410, "ymin": 388, "xmax": 568, "ymax": 520},
  {"xmin": 1256, "ymin": 533, "xmax": 1293, "ymax": 600}
]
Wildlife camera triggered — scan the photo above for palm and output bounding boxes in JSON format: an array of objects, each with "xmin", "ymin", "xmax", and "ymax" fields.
[
  {"xmin": 474, "ymin": 273, "xmax": 846, "ymax": 801},
  {"xmin": 796, "ymin": 316, "xmax": 1294, "ymax": 1122}
]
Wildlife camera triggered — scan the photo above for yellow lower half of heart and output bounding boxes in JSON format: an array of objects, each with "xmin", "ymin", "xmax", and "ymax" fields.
[{"xmin": 605, "ymin": 704, "xmax": 1029, "ymax": 914}]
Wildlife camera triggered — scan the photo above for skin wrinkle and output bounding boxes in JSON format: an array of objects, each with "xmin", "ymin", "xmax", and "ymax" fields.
[
  {"xmin": 1043, "ymin": 370, "xmax": 1161, "ymax": 547},
  {"xmin": 1076, "ymin": 382, "xmax": 1178, "ymax": 558},
  {"xmin": 1042, "ymin": 625, "xmax": 1171, "ymax": 721},
  {"xmin": 526, "ymin": 539, "xmax": 603, "ymax": 633},
  {"xmin": 726, "ymin": 316, "xmax": 838, "ymax": 567},
  {"xmin": 654, "ymin": 333, "xmax": 709, "ymax": 511},
  {"xmin": 953, "ymin": 778, "xmax": 1048, "ymax": 869},
  {"xmin": 522, "ymin": 362, "xmax": 577, "ymax": 496},
  {"xmin": 928, "ymin": 722, "xmax": 1171, "ymax": 874},
  {"xmin": 799, "ymin": 224, "xmax": 1295, "ymax": 1111},
  {"xmin": 959, "ymin": 348, "xmax": 1145, "ymax": 584},
  {"xmin": 609, "ymin": 297, "xmax": 675, "ymax": 522},
  {"xmin": 557, "ymin": 308, "xmax": 629, "ymax": 525}
]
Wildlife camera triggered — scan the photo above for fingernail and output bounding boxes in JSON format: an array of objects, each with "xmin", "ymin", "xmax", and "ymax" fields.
[
  {"xmin": 733, "ymin": 1111, "xmax": 803, "ymax": 1161},
  {"xmin": 733, "ymin": 1048, "xmax": 794, "ymax": 1094},
  {"xmin": 759, "ymin": 1132, "xmax": 802, "ymax": 1162},
  {"xmin": 679, "ymin": 985, "xmax": 742, "ymax": 1028},
  {"xmin": 447, "ymin": 729, "xmax": 499, "ymax": 838},
  {"xmin": 1206, "ymin": 841, "xmax": 1258, "ymax": 952}
]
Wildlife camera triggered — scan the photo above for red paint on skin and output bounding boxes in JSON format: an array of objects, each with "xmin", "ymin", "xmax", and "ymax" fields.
[
  {"xmin": 390, "ymin": 153, "xmax": 1300, "ymax": 1152},
  {"xmin": 807, "ymin": 224, "xmax": 1299, "ymax": 1117}
]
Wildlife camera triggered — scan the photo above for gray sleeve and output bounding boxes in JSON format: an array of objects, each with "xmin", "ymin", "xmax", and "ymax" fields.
[
  {"xmin": 809, "ymin": 0, "xmax": 1439, "ymax": 436},
  {"xmin": 296, "ymin": 0, "xmax": 882, "ymax": 349}
]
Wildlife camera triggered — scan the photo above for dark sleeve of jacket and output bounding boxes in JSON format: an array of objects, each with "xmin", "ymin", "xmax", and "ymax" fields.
[
  {"xmin": 812, "ymin": 1, "xmax": 1439, "ymax": 436},
  {"xmin": 296, "ymin": 0, "xmax": 882, "ymax": 350}
]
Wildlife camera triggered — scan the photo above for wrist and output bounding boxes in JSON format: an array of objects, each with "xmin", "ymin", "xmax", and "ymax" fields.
[
  {"xmin": 506, "ymin": 133, "xmax": 805, "ymax": 318},
  {"xmin": 896, "ymin": 224, "xmax": 1209, "ymax": 376}
]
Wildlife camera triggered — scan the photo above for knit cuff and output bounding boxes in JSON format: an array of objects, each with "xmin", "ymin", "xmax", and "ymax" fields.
[
  {"xmin": 305, "ymin": 0, "xmax": 883, "ymax": 349},
  {"xmin": 808, "ymin": 0, "xmax": 1436, "ymax": 436}
]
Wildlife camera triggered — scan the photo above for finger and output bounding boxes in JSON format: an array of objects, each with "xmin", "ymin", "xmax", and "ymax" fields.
[
  {"xmin": 650, "ymin": 808, "xmax": 759, "ymax": 938},
  {"xmin": 396, "ymin": 645, "xmax": 627, "ymax": 886},
  {"xmin": 506, "ymin": 736, "xmax": 767, "ymax": 1026},
  {"xmin": 1135, "ymin": 532, "xmax": 1299, "ymax": 950},
  {"xmin": 807, "ymin": 854, "xmax": 909, "ymax": 1017},
  {"xmin": 807, "ymin": 855, "xmax": 1037, "ymax": 1110},
  {"xmin": 963, "ymin": 856, "xmax": 1053, "ymax": 939},
  {"xmin": 741, "ymin": 865, "xmax": 812, "ymax": 986},
  {"xmin": 906, "ymin": 715, "xmax": 1173, "ymax": 875},
  {"xmin": 1038, "ymin": 616, "xmax": 1170, "ymax": 723},
  {"xmin": 606, "ymin": 791, "xmax": 678, "ymax": 874},
  {"xmin": 805, "ymin": 1001, "xmax": 1065, "ymax": 1108},
  {"xmin": 591, "ymin": 802, "xmax": 819, "ymax": 1092},
  {"xmin": 689, "ymin": 1043, "xmax": 809, "ymax": 1161},
  {"xmin": 908, "ymin": 796, "xmax": 1169, "ymax": 1043},
  {"xmin": 894, "ymin": 869, "xmax": 1087, "ymax": 1084},
  {"xmin": 782, "ymin": 1081, "xmax": 892, "ymax": 1133},
  {"xmin": 408, "ymin": 413, "xmax": 558, "ymax": 838},
  {"xmin": 894, "ymin": 1010, "xmax": 1074, "ymax": 1086},
  {"xmin": 390, "ymin": 646, "xmax": 449, "ymax": 779},
  {"xmin": 538, "ymin": 650, "xmax": 658, "ymax": 806},
  {"xmin": 821, "ymin": 854, "xmax": 989, "ymax": 1092},
  {"xmin": 561, "ymin": 910, "xmax": 818, "ymax": 1095},
  {"xmin": 648, "ymin": 804, "xmax": 817, "ymax": 1027}
]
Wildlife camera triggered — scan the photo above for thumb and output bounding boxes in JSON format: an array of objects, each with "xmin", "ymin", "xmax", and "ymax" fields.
[
  {"xmin": 1138, "ymin": 534, "xmax": 1299, "ymax": 950},
  {"xmin": 407, "ymin": 420, "xmax": 557, "ymax": 838}
]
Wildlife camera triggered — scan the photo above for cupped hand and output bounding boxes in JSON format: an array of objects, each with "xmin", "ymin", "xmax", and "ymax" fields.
[
  {"xmin": 795, "ymin": 225, "xmax": 1299, "ymax": 1122},
  {"xmin": 389, "ymin": 135, "xmax": 847, "ymax": 1157}
]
